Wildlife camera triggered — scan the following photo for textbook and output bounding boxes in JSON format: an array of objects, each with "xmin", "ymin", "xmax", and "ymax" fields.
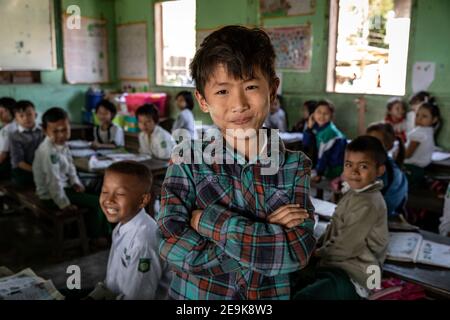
[
  {"xmin": 311, "ymin": 197, "xmax": 336, "ymax": 220},
  {"xmin": 386, "ymin": 232, "xmax": 450, "ymax": 269}
]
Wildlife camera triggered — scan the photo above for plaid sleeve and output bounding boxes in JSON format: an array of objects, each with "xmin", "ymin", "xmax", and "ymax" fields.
[
  {"xmin": 157, "ymin": 162, "xmax": 241, "ymax": 276},
  {"xmin": 196, "ymin": 156, "xmax": 317, "ymax": 277}
]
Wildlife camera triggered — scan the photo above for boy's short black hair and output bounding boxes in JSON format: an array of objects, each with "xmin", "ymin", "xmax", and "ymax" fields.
[
  {"xmin": 135, "ymin": 104, "xmax": 159, "ymax": 124},
  {"xmin": 95, "ymin": 99, "xmax": 117, "ymax": 119},
  {"xmin": 190, "ymin": 25, "xmax": 277, "ymax": 97},
  {"xmin": 42, "ymin": 107, "xmax": 69, "ymax": 129},
  {"xmin": 105, "ymin": 161, "xmax": 153, "ymax": 193},
  {"xmin": 346, "ymin": 136, "xmax": 387, "ymax": 166},
  {"xmin": 0, "ymin": 97, "xmax": 17, "ymax": 117},
  {"xmin": 176, "ymin": 91, "xmax": 194, "ymax": 110},
  {"xmin": 316, "ymin": 99, "xmax": 335, "ymax": 114},
  {"xmin": 13, "ymin": 100, "xmax": 35, "ymax": 115}
]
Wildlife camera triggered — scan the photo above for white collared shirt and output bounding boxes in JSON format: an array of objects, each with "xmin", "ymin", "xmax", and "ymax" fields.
[
  {"xmin": 93, "ymin": 123, "xmax": 125, "ymax": 147},
  {"xmin": 139, "ymin": 125, "xmax": 175, "ymax": 160},
  {"xmin": 17, "ymin": 123, "xmax": 40, "ymax": 133},
  {"xmin": 32, "ymin": 136, "xmax": 82, "ymax": 209},
  {"xmin": 105, "ymin": 209, "xmax": 172, "ymax": 300},
  {"xmin": 0, "ymin": 121, "xmax": 18, "ymax": 153}
]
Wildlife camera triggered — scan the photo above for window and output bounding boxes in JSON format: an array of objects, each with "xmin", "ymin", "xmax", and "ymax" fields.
[
  {"xmin": 155, "ymin": 0, "xmax": 196, "ymax": 87},
  {"xmin": 327, "ymin": 0, "xmax": 411, "ymax": 95}
]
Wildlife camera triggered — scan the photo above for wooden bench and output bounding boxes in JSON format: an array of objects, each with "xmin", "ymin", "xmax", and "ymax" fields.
[{"xmin": 0, "ymin": 183, "xmax": 89, "ymax": 258}]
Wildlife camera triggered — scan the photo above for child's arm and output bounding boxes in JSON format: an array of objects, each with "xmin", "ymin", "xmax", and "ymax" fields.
[
  {"xmin": 67, "ymin": 154, "xmax": 84, "ymax": 192},
  {"xmin": 405, "ymin": 141, "xmax": 420, "ymax": 159},
  {"xmin": 158, "ymin": 163, "xmax": 242, "ymax": 276},
  {"xmin": 192, "ymin": 160, "xmax": 316, "ymax": 277},
  {"xmin": 355, "ymin": 97, "xmax": 367, "ymax": 136}
]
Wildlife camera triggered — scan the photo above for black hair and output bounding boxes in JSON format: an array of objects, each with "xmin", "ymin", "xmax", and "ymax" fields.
[
  {"xmin": 0, "ymin": 97, "xmax": 17, "ymax": 118},
  {"xmin": 105, "ymin": 160, "xmax": 153, "ymax": 193},
  {"xmin": 176, "ymin": 91, "xmax": 194, "ymax": 110},
  {"xmin": 135, "ymin": 103, "xmax": 159, "ymax": 124},
  {"xmin": 346, "ymin": 135, "xmax": 387, "ymax": 166},
  {"xmin": 316, "ymin": 99, "xmax": 335, "ymax": 115},
  {"xmin": 95, "ymin": 99, "xmax": 117, "ymax": 119},
  {"xmin": 303, "ymin": 100, "xmax": 318, "ymax": 116},
  {"xmin": 42, "ymin": 107, "xmax": 69, "ymax": 129},
  {"xmin": 190, "ymin": 25, "xmax": 277, "ymax": 98},
  {"xmin": 386, "ymin": 97, "xmax": 407, "ymax": 117},
  {"xmin": 366, "ymin": 122, "xmax": 404, "ymax": 166},
  {"xmin": 13, "ymin": 100, "xmax": 35, "ymax": 115},
  {"xmin": 409, "ymin": 91, "xmax": 435, "ymax": 106}
]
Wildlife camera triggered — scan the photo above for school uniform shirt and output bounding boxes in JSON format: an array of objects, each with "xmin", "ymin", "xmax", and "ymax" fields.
[
  {"xmin": 317, "ymin": 180, "xmax": 389, "ymax": 296},
  {"xmin": 406, "ymin": 111, "xmax": 416, "ymax": 134},
  {"xmin": 264, "ymin": 108, "xmax": 288, "ymax": 132},
  {"xmin": 93, "ymin": 123, "xmax": 125, "ymax": 147},
  {"xmin": 9, "ymin": 124, "xmax": 44, "ymax": 168},
  {"xmin": 158, "ymin": 129, "xmax": 316, "ymax": 300},
  {"xmin": 106, "ymin": 209, "xmax": 172, "ymax": 300},
  {"xmin": 33, "ymin": 136, "xmax": 82, "ymax": 209},
  {"xmin": 139, "ymin": 125, "xmax": 175, "ymax": 160},
  {"xmin": 380, "ymin": 157, "xmax": 408, "ymax": 216},
  {"xmin": 0, "ymin": 121, "xmax": 18, "ymax": 153},
  {"xmin": 172, "ymin": 109, "xmax": 197, "ymax": 139},
  {"xmin": 404, "ymin": 126, "xmax": 435, "ymax": 168},
  {"xmin": 439, "ymin": 183, "xmax": 450, "ymax": 236}
]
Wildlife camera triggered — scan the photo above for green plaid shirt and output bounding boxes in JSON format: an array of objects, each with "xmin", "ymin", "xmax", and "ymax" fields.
[{"xmin": 157, "ymin": 130, "xmax": 316, "ymax": 300}]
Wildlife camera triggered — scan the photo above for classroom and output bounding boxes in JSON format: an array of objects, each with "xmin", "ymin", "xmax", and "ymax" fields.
[{"xmin": 0, "ymin": 0, "xmax": 449, "ymax": 302}]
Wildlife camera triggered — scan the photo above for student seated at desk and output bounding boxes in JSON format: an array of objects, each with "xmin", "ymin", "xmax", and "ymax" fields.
[
  {"xmin": 136, "ymin": 104, "xmax": 175, "ymax": 160},
  {"xmin": 33, "ymin": 107, "xmax": 111, "ymax": 242},
  {"xmin": 9, "ymin": 100, "xmax": 44, "ymax": 186},
  {"xmin": 366, "ymin": 123, "xmax": 408, "ymax": 217},
  {"xmin": 92, "ymin": 99, "xmax": 124, "ymax": 149},
  {"xmin": 294, "ymin": 136, "xmax": 389, "ymax": 300},
  {"xmin": 87, "ymin": 161, "xmax": 172, "ymax": 300},
  {"xmin": 303, "ymin": 99, "xmax": 347, "ymax": 183},
  {"xmin": 172, "ymin": 91, "xmax": 196, "ymax": 139},
  {"xmin": 0, "ymin": 97, "xmax": 17, "ymax": 178},
  {"xmin": 158, "ymin": 26, "xmax": 315, "ymax": 300}
]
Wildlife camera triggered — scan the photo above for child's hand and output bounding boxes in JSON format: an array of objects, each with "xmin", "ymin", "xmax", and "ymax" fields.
[
  {"xmin": 307, "ymin": 114, "xmax": 315, "ymax": 129},
  {"xmin": 91, "ymin": 141, "xmax": 100, "ymax": 150},
  {"xmin": 355, "ymin": 97, "xmax": 367, "ymax": 111},
  {"xmin": 190, "ymin": 210, "xmax": 203, "ymax": 232},
  {"xmin": 311, "ymin": 175, "xmax": 322, "ymax": 183},
  {"xmin": 63, "ymin": 204, "xmax": 78, "ymax": 213},
  {"xmin": 267, "ymin": 204, "xmax": 310, "ymax": 229},
  {"xmin": 73, "ymin": 183, "xmax": 85, "ymax": 193}
]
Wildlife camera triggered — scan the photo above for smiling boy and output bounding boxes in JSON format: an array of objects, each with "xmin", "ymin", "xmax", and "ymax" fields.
[{"xmin": 157, "ymin": 25, "xmax": 316, "ymax": 300}]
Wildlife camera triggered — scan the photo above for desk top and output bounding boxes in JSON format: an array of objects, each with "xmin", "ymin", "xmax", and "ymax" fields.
[
  {"xmin": 383, "ymin": 230, "xmax": 450, "ymax": 299},
  {"xmin": 74, "ymin": 156, "xmax": 170, "ymax": 175}
]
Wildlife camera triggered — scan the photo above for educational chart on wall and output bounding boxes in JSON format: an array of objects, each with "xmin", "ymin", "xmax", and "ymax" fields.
[
  {"xmin": 62, "ymin": 15, "xmax": 109, "ymax": 84},
  {"xmin": 260, "ymin": 0, "xmax": 316, "ymax": 19},
  {"xmin": 117, "ymin": 22, "xmax": 149, "ymax": 82},
  {"xmin": 265, "ymin": 25, "xmax": 312, "ymax": 71},
  {"xmin": 0, "ymin": 0, "xmax": 56, "ymax": 70}
]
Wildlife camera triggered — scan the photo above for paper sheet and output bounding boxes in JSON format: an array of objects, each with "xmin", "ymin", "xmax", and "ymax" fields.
[
  {"xmin": 311, "ymin": 197, "xmax": 336, "ymax": 219},
  {"xmin": 432, "ymin": 151, "xmax": 450, "ymax": 162},
  {"xmin": 412, "ymin": 62, "xmax": 435, "ymax": 93}
]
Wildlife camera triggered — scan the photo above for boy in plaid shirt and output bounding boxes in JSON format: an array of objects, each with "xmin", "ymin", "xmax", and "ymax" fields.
[{"xmin": 157, "ymin": 26, "xmax": 316, "ymax": 300}]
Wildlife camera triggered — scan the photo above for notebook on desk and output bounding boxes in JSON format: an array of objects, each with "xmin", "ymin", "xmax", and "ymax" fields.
[{"xmin": 386, "ymin": 232, "xmax": 450, "ymax": 269}]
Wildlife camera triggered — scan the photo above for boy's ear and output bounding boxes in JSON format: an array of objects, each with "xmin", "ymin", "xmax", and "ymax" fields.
[
  {"xmin": 270, "ymin": 77, "xmax": 281, "ymax": 103},
  {"xmin": 140, "ymin": 193, "xmax": 151, "ymax": 209},
  {"xmin": 377, "ymin": 164, "xmax": 386, "ymax": 177},
  {"xmin": 194, "ymin": 90, "xmax": 209, "ymax": 113}
]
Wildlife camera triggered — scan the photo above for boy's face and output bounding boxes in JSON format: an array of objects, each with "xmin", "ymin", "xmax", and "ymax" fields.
[
  {"xmin": 138, "ymin": 114, "xmax": 156, "ymax": 135},
  {"xmin": 100, "ymin": 172, "xmax": 151, "ymax": 224},
  {"xmin": 343, "ymin": 151, "xmax": 385, "ymax": 190},
  {"xmin": 15, "ymin": 106, "xmax": 37, "ymax": 129},
  {"xmin": 195, "ymin": 64, "xmax": 279, "ymax": 136},
  {"xmin": 0, "ymin": 107, "xmax": 12, "ymax": 124},
  {"xmin": 313, "ymin": 105, "xmax": 332, "ymax": 127},
  {"xmin": 176, "ymin": 96, "xmax": 187, "ymax": 109},
  {"xmin": 415, "ymin": 106, "xmax": 436, "ymax": 127},
  {"xmin": 45, "ymin": 119, "xmax": 71, "ymax": 145},
  {"xmin": 96, "ymin": 106, "xmax": 113, "ymax": 125}
]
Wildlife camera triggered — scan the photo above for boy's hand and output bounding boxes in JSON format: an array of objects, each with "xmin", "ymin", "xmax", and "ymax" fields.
[
  {"xmin": 267, "ymin": 204, "xmax": 310, "ymax": 229},
  {"xmin": 190, "ymin": 210, "xmax": 203, "ymax": 232},
  {"xmin": 73, "ymin": 183, "xmax": 85, "ymax": 193},
  {"xmin": 307, "ymin": 114, "xmax": 315, "ymax": 129},
  {"xmin": 311, "ymin": 175, "xmax": 322, "ymax": 183}
]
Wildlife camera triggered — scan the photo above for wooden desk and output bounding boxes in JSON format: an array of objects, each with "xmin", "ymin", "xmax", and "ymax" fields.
[{"xmin": 383, "ymin": 230, "xmax": 450, "ymax": 299}]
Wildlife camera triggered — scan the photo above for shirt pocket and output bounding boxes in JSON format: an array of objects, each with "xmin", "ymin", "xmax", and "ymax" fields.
[{"xmin": 195, "ymin": 174, "xmax": 234, "ymax": 209}]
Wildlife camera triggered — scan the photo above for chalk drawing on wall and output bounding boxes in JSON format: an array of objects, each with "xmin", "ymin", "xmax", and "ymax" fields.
[{"xmin": 260, "ymin": 0, "xmax": 316, "ymax": 19}]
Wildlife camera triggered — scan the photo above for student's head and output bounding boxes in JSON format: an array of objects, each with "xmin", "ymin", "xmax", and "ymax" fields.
[
  {"xmin": 270, "ymin": 94, "xmax": 283, "ymax": 113},
  {"xmin": 13, "ymin": 100, "xmax": 37, "ymax": 129},
  {"xmin": 367, "ymin": 122, "xmax": 405, "ymax": 166},
  {"xmin": 343, "ymin": 136, "xmax": 387, "ymax": 190},
  {"xmin": 386, "ymin": 97, "xmax": 406, "ymax": 121},
  {"xmin": 100, "ymin": 161, "xmax": 153, "ymax": 224},
  {"xmin": 313, "ymin": 100, "xmax": 334, "ymax": 127},
  {"xmin": 95, "ymin": 99, "xmax": 117, "ymax": 126},
  {"xmin": 415, "ymin": 102, "xmax": 440, "ymax": 128},
  {"xmin": 175, "ymin": 91, "xmax": 194, "ymax": 111},
  {"xmin": 136, "ymin": 104, "xmax": 159, "ymax": 135},
  {"xmin": 0, "ymin": 97, "xmax": 16, "ymax": 124},
  {"xmin": 42, "ymin": 107, "xmax": 71, "ymax": 145},
  {"xmin": 302, "ymin": 100, "xmax": 317, "ymax": 120},
  {"xmin": 409, "ymin": 91, "xmax": 433, "ymax": 112},
  {"xmin": 190, "ymin": 25, "xmax": 279, "ymax": 134}
]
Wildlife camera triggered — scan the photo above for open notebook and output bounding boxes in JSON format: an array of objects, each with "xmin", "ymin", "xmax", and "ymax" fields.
[
  {"xmin": 311, "ymin": 197, "xmax": 336, "ymax": 220},
  {"xmin": 386, "ymin": 232, "xmax": 450, "ymax": 269}
]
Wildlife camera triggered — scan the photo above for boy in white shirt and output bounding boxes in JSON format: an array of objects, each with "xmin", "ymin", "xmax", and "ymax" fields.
[
  {"xmin": 98, "ymin": 161, "xmax": 172, "ymax": 299},
  {"xmin": 33, "ymin": 107, "xmax": 111, "ymax": 240},
  {"xmin": 0, "ymin": 97, "xmax": 17, "ymax": 178},
  {"xmin": 136, "ymin": 104, "xmax": 175, "ymax": 160}
]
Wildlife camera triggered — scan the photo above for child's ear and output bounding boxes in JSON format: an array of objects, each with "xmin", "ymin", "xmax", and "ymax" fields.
[
  {"xmin": 140, "ymin": 193, "xmax": 151, "ymax": 209},
  {"xmin": 194, "ymin": 90, "xmax": 209, "ymax": 113},
  {"xmin": 270, "ymin": 77, "xmax": 281, "ymax": 103},
  {"xmin": 377, "ymin": 164, "xmax": 386, "ymax": 177}
]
